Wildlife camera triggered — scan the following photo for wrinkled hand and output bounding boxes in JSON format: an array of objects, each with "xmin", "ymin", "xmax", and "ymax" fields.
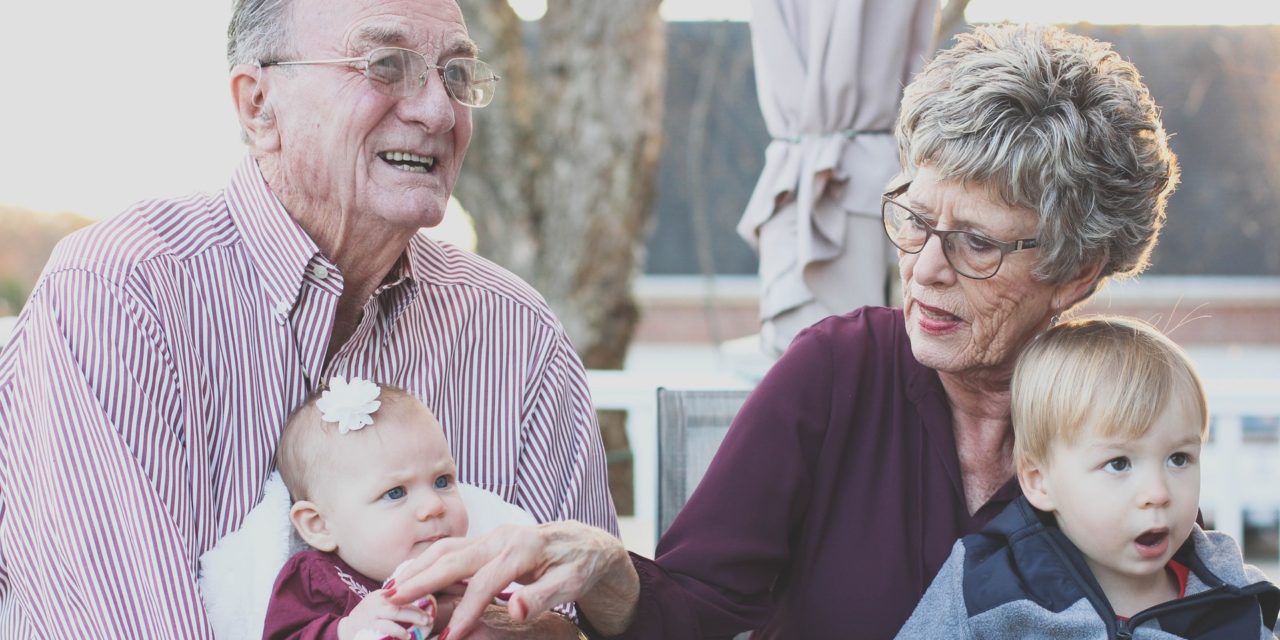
[
  {"xmin": 338, "ymin": 589, "xmax": 436, "ymax": 640},
  {"xmin": 387, "ymin": 521, "xmax": 639, "ymax": 639}
]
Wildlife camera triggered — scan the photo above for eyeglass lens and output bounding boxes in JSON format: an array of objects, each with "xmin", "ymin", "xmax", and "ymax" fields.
[
  {"xmin": 365, "ymin": 48, "xmax": 497, "ymax": 107},
  {"xmin": 882, "ymin": 198, "xmax": 1004, "ymax": 278}
]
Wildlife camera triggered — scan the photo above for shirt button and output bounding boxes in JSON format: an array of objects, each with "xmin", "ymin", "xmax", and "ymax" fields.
[
  {"xmin": 312, "ymin": 265, "xmax": 330, "ymax": 280},
  {"xmin": 274, "ymin": 300, "xmax": 291, "ymax": 316}
]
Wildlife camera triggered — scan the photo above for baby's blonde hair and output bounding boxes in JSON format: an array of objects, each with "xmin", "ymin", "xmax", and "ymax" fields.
[
  {"xmin": 277, "ymin": 382, "xmax": 418, "ymax": 501},
  {"xmin": 1012, "ymin": 316, "xmax": 1208, "ymax": 471}
]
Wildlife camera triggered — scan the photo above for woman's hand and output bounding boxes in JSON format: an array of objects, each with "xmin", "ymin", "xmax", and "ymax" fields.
[{"xmin": 386, "ymin": 521, "xmax": 640, "ymax": 639}]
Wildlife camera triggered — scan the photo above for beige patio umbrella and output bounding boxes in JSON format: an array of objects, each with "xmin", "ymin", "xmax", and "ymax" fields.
[{"xmin": 740, "ymin": 0, "xmax": 938, "ymax": 356}]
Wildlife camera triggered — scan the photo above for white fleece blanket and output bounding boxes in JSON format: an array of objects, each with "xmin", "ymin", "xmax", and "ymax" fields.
[{"xmin": 197, "ymin": 473, "xmax": 535, "ymax": 639}]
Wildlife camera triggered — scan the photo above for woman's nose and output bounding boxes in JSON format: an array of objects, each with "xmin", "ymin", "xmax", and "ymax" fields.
[{"xmin": 908, "ymin": 234, "xmax": 957, "ymax": 287}]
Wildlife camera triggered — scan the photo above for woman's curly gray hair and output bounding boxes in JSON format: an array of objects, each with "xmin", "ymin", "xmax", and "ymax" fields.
[{"xmin": 896, "ymin": 23, "xmax": 1180, "ymax": 289}]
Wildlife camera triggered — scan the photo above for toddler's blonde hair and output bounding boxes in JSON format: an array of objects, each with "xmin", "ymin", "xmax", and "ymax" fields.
[{"xmin": 1012, "ymin": 316, "xmax": 1208, "ymax": 471}]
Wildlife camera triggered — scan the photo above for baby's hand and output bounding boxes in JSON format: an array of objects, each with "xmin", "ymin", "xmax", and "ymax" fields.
[{"xmin": 337, "ymin": 589, "xmax": 436, "ymax": 640}]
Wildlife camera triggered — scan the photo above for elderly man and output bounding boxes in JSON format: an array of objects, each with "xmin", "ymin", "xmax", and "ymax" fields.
[{"xmin": 0, "ymin": 0, "xmax": 614, "ymax": 636}]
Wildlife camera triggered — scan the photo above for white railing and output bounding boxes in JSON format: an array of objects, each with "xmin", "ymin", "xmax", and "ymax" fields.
[
  {"xmin": 589, "ymin": 369, "xmax": 1280, "ymax": 565},
  {"xmin": 1200, "ymin": 379, "xmax": 1280, "ymax": 565}
]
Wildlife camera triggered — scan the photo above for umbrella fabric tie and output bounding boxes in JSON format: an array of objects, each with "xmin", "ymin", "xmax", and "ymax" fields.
[{"xmin": 773, "ymin": 128, "xmax": 892, "ymax": 144}]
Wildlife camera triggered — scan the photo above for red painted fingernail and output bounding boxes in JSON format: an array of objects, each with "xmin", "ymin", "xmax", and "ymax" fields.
[
  {"xmin": 384, "ymin": 578, "xmax": 397, "ymax": 590},
  {"xmin": 384, "ymin": 587, "xmax": 397, "ymax": 598},
  {"xmin": 440, "ymin": 627, "xmax": 451, "ymax": 640}
]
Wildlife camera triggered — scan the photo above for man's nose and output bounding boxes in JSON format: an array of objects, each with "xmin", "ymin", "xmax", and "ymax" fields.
[{"xmin": 398, "ymin": 69, "xmax": 457, "ymax": 132}]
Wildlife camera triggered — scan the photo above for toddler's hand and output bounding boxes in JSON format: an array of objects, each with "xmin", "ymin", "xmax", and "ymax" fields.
[{"xmin": 338, "ymin": 589, "xmax": 436, "ymax": 640}]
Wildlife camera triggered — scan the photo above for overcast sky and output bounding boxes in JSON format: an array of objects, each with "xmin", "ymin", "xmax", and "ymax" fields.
[{"xmin": 3, "ymin": 1, "xmax": 1278, "ymax": 219}]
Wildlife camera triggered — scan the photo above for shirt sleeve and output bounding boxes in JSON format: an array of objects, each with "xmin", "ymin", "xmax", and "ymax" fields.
[
  {"xmin": 514, "ymin": 332, "xmax": 619, "ymax": 536},
  {"xmin": 0, "ymin": 269, "xmax": 207, "ymax": 636},
  {"xmin": 588, "ymin": 323, "xmax": 839, "ymax": 638},
  {"xmin": 263, "ymin": 554, "xmax": 345, "ymax": 640}
]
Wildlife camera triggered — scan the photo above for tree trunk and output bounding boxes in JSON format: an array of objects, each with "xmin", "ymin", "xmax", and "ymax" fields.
[
  {"xmin": 457, "ymin": 2, "xmax": 667, "ymax": 514},
  {"xmin": 936, "ymin": 0, "xmax": 971, "ymax": 50}
]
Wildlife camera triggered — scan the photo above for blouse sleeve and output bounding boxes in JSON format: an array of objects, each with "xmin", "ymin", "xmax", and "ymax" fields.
[
  {"xmin": 593, "ymin": 323, "xmax": 840, "ymax": 638},
  {"xmin": 262, "ymin": 554, "xmax": 347, "ymax": 640}
]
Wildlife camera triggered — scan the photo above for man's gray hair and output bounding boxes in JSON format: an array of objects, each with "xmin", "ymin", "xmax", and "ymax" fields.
[
  {"xmin": 227, "ymin": 0, "xmax": 295, "ymax": 68},
  {"xmin": 896, "ymin": 23, "xmax": 1180, "ymax": 288}
]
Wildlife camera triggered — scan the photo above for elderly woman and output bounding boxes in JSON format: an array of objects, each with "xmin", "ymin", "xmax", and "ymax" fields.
[{"xmin": 390, "ymin": 23, "xmax": 1180, "ymax": 639}]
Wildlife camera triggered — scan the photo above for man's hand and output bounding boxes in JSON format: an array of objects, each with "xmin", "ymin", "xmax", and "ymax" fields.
[
  {"xmin": 386, "ymin": 521, "xmax": 639, "ymax": 639},
  {"xmin": 337, "ymin": 589, "xmax": 436, "ymax": 640}
]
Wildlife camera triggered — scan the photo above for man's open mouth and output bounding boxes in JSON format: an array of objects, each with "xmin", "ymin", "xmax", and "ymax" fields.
[{"xmin": 378, "ymin": 151, "xmax": 437, "ymax": 173}]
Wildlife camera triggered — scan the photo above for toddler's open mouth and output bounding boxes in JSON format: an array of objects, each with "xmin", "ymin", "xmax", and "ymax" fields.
[{"xmin": 1134, "ymin": 527, "xmax": 1170, "ymax": 559}]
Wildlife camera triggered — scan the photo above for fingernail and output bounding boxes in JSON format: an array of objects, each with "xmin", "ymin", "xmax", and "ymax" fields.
[
  {"xmin": 440, "ymin": 627, "xmax": 451, "ymax": 640},
  {"xmin": 513, "ymin": 598, "xmax": 527, "ymax": 620},
  {"xmin": 384, "ymin": 587, "xmax": 397, "ymax": 598},
  {"xmin": 384, "ymin": 578, "xmax": 397, "ymax": 590}
]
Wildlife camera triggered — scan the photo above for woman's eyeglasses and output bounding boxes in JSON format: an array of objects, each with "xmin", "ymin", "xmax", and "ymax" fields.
[{"xmin": 881, "ymin": 183, "xmax": 1039, "ymax": 280}]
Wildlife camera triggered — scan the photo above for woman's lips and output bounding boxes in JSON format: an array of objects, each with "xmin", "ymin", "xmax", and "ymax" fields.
[
  {"xmin": 1134, "ymin": 528, "xmax": 1170, "ymax": 559},
  {"xmin": 915, "ymin": 302, "xmax": 964, "ymax": 334}
]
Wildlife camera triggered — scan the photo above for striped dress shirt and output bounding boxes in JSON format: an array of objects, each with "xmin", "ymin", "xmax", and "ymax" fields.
[{"xmin": 0, "ymin": 157, "xmax": 617, "ymax": 637}]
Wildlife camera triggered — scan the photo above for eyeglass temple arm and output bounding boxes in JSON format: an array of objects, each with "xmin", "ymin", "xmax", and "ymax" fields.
[{"xmin": 258, "ymin": 56, "xmax": 366, "ymax": 68}]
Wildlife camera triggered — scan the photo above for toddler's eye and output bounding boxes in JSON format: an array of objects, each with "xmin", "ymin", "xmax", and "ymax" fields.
[
  {"xmin": 1103, "ymin": 457, "xmax": 1131, "ymax": 473},
  {"xmin": 1168, "ymin": 452, "xmax": 1193, "ymax": 468},
  {"xmin": 383, "ymin": 486, "xmax": 407, "ymax": 500},
  {"xmin": 434, "ymin": 475, "xmax": 453, "ymax": 490}
]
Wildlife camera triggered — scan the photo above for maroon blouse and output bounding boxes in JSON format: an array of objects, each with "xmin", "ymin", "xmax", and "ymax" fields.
[
  {"xmin": 263, "ymin": 550, "xmax": 382, "ymax": 640},
  {"xmin": 595, "ymin": 307, "xmax": 1021, "ymax": 639}
]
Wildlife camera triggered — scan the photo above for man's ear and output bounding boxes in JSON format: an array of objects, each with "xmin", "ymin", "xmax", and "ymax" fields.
[
  {"xmin": 289, "ymin": 500, "xmax": 337, "ymax": 551},
  {"xmin": 230, "ymin": 63, "xmax": 280, "ymax": 151},
  {"xmin": 1017, "ymin": 462, "xmax": 1056, "ymax": 513}
]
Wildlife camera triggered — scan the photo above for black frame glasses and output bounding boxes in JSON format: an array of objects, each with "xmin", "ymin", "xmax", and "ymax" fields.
[
  {"xmin": 881, "ymin": 182, "xmax": 1039, "ymax": 280},
  {"xmin": 259, "ymin": 47, "xmax": 500, "ymax": 108}
]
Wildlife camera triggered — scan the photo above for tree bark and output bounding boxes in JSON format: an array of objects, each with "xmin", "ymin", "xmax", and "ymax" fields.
[
  {"xmin": 457, "ymin": 1, "xmax": 667, "ymax": 371},
  {"xmin": 936, "ymin": 0, "xmax": 971, "ymax": 50},
  {"xmin": 457, "ymin": 2, "xmax": 667, "ymax": 515}
]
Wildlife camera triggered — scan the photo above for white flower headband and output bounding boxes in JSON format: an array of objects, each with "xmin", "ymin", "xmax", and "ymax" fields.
[{"xmin": 315, "ymin": 375, "xmax": 382, "ymax": 434}]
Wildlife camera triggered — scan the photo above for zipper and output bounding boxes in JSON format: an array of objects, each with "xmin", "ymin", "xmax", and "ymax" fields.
[{"xmin": 1119, "ymin": 584, "xmax": 1230, "ymax": 636}]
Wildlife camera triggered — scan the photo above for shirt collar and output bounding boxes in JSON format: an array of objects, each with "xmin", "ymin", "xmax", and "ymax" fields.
[{"xmin": 225, "ymin": 156, "xmax": 321, "ymax": 322}]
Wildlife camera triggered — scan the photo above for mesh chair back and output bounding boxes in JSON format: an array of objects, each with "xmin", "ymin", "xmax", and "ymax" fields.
[{"xmin": 655, "ymin": 388, "xmax": 751, "ymax": 540}]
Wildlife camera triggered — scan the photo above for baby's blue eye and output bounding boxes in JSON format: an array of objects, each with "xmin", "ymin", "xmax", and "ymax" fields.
[
  {"xmin": 384, "ymin": 486, "xmax": 406, "ymax": 500},
  {"xmin": 1103, "ymin": 457, "xmax": 1131, "ymax": 473},
  {"xmin": 434, "ymin": 475, "xmax": 452, "ymax": 490}
]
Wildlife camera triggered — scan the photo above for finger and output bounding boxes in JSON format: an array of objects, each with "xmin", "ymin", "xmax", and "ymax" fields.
[
  {"xmin": 395, "ymin": 536, "xmax": 471, "ymax": 579},
  {"xmin": 387, "ymin": 538, "xmax": 497, "ymax": 605},
  {"xmin": 444, "ymin": 560, "xmax": 537, "ymax": 637},
  {"xmin": 368, "ymin": 619, "xmax": 411, "ymax": 639},
  {"xmin": 504, "ymin": 563, "xmax": 584, "ymax": 622}
]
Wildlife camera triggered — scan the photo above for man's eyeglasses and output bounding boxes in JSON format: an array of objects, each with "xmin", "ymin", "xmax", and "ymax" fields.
[
  {"xmin": 259, "ymin": 47, "xmax": 500, "ymax": 108},
  {"xmin": 881, "ymin": 183, "xmax": 1039, "ymax": 280}
]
